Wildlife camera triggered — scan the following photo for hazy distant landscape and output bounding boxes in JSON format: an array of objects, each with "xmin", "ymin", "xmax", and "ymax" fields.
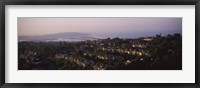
[
  {"xmin": 18, "ymin": 17, "xmax": 182, "ymax": 70},
  {"xmin": 19, "ymin": 32, "xmax": 100, "ymax": 42}
]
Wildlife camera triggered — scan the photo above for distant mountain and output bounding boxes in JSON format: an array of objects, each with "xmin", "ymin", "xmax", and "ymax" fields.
[{"xmin": 19, "ymin": 32, "xmax": 100, "ymax": 42}]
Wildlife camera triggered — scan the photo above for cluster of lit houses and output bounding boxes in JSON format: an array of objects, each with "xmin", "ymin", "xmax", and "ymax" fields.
[
  {"xmin": 18, "ymin": 37, "xmax": 156, "ymax": 70},
  {"xmin": 19, "ymin": 51, "xmax": 37, "ymax": 63},
  {"xmin": 18, "ymin": 34, "xmax": 182, "ymax": 70},
  {"xmin": 53, "ymin": 37, "xmax": 153, "ymax": 70}
]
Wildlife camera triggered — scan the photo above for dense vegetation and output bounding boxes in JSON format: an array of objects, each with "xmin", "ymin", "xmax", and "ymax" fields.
[{"xmin": 18, "ymin": 33, "xmax": 182, "ymax": 70}]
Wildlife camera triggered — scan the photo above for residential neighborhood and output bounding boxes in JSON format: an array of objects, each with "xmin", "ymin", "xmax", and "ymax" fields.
[{"xmin": 18, "ymin": 33, "xmax": 182, "ymax": 70}]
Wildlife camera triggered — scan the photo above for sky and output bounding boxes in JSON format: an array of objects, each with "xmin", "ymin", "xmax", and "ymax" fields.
[{"xmin": 18, "ymin": 17, "xmax": 182, "ymax": 38}]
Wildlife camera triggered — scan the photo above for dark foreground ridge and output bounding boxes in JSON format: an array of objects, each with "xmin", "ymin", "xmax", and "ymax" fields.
[{"xmin": 18, "ymin": 33, "xmax": 182, "ymax": 70}]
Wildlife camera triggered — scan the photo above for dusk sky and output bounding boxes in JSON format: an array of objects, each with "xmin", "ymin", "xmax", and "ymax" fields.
[{"xmin": 18, "ymin": 17, "xmax": 182, "ymax": 38}]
